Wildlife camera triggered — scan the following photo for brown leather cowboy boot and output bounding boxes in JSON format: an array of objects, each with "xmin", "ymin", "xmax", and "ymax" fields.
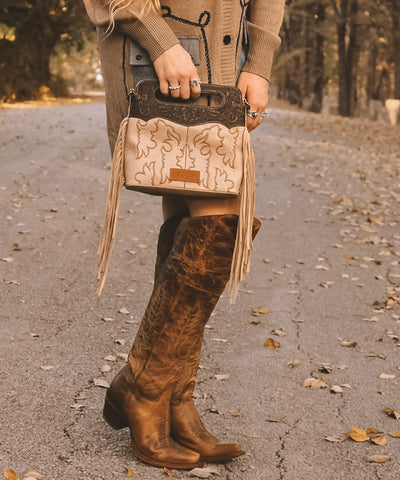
[
  {"xmin": 103, "ymin": 215, "xmax": 260, "ymax": 467},
  {"xmin": 169, "ymin": 217, "xmax": 261, "ymax": 463},
  {"xmin": 153, "ymin": 209, "xmax": 189, "ymax": 282}
]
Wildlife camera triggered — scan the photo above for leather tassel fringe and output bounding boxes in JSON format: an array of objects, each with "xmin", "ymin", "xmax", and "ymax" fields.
[
  {"xmin": 97, "ymin": 117, "xmax": 128, "ymax": 295},
  {"xmin": 228, "ymin": 128, "xmax": 256, "ymax": 303}
]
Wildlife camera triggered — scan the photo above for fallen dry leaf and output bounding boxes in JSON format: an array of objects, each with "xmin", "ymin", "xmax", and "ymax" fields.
[
  {"xmin": 379, "ymin": 373, "xmax": 396, "ymax": 380},
  {"xmin": 366, "ymin": 427, "xmax": 383, "ymax": 436},
  {"xmin": 264, "ymin": 337, "xmax": 281, "ymax": 348},
  {"xmin": 287, "ymin": 359, "xmax": 300, "ymax": 368},
  {"xmin": 215, "ymin": 374, "xmax": 230, "ymax": 381},
  {"xmin": 368, "ymin": 455, "xmax": 391, "ymax": 463},
  {"xmin": 315, "ymin": 264, "xmax": 329, "ymax": 271},
  {"xmin": 271, "ymin": 328, "xmax": 286, "ymax": 337},
  {"xmin": 251, "ymin": 307, "xmax": 269, "ymax": 316},
  {"xmin": 126, "ymin": 467, "xmax": 134, "ymax": 477},
  {"xmin": 189, "ymin": 466, "xmax": 221, "ymax": 478},
  {"xmin": 303, "ymin": 377, "xmax": 328, "ymax": 389},
  {"xmin": 4, "ymin": 470, "xmax": 18, "ymax": 480},
  {"xmin": 388, "ymin": 432, "xmax": 400, "ymax": 438},
  {"xmin": 162, "ymin": 467, "xmax": 174, "ymax": 477},
  {"xmin": 119, "ymin": 307, "xmax": 130, "ymax": 315},
  {"xmin": 93, "ymin": 378, "xmax": 110, "ymax": 388},
  {"xmin": 23, "ymin": 472, "xmax": 42, "ymax": 479},
  {"xmin": 339, "ymin": 340, "xmax": 357, "ymax": 348},
  {"xmin": 40, "ymin": 365, "xmax": 53, "ymax": 371},
  {"xmin": 346, "ymin": 426, "xmax": 370, "ymax": 442},
  {"xmin": 105, "ymin": 354, "xmax": 116, "ymax": 362},
  {"xmin": 330, "ymin": 385, "xmax": 343, "ymax": 394},
  {"xmin": 325, "ymin": 434, "xmax": 346, "ymax": 443},
  {"xmin": 383, "ymin": 408, "xmax": 400, "ymax": 420},
  {"xmin": 370, "ymin": 436, "xmax": 387, "ymax": 446}
]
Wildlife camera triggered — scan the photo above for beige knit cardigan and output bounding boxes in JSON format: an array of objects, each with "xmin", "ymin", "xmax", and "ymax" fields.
[{"xmin": 83, "ymin": 0, "xmax": 285, "ymax": 150}]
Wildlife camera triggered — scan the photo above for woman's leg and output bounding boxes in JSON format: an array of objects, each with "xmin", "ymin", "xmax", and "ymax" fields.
[
  {"xmin": 104, "ymin": 212, "xmax": 251, "ymax": 467},
  {"xmin": 158, "ymin": 195, "xmax": 259, "ymax": 462}
]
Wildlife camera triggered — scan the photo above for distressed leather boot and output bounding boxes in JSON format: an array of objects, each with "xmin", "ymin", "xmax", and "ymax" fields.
[
  {"xmin": 103, "ymin": 215, "xmax": 260, "ymax": 467},
  {"xmin": 169, "ymin": 217, "xmax": 261, "ymax": 463},
  {"xmin": 103, "ymin": 364, "xmax": 200, "ymax": 469},
  {"xmin": 153, "ymin": 210, "xmax": 189, "ymax": 282}
]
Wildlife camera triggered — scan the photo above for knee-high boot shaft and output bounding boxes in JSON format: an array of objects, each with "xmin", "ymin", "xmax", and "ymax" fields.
[
  {"xmin": 104, "ymin": 214, "xmax": 259, "ymax": 468},
  {"xmin": 129, "ymin": 215, "xmax": 239, "ymax": 401}
]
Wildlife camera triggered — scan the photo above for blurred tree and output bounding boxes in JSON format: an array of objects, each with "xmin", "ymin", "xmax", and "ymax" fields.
[
  {"xmin": 390, "ymin": 0, "xmax": 400, "ymax": 98},
  {"xmin": 0, "ymin": 0, "xmax": 92, "ymax": 101},
  {"xmin": 331, "ymin": 0, "xmax": 359, "ymax": 117},
  {"xmin": 276, "ymin": 0, "xmax": 329, "ymax": 113},
  {"xmin": 275, "ymin": 0, "xmax": 397, "ymax": 117}
]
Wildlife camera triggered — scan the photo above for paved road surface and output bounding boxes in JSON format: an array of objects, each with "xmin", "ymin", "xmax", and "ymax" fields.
[{"xmin": 0, "ymin": 99, "xmax": 399, "ymax": 479}]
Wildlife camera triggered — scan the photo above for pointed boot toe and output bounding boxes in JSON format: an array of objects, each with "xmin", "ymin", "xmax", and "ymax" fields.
[
  {"xmin": 103, "ymin": 366, "xmax": 202, "ymax": 470},
  {"xmin": 171, "ymin": 395, "xmax": 244, "ymax": 463}
]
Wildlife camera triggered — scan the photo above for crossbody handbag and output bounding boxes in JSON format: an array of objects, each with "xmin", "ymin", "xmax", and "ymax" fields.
[{"xmin": 97, "ymin": 79, "xmax": 256, "ymax": 302}]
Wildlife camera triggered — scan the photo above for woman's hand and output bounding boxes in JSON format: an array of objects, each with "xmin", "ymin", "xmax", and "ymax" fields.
[
  {"xmin": 237, "ymin": 72, "xmax": 269, "ymax": 132},
  {"xmin": 153, "ymin": 43, "xmax": 201, "ymax": 100}
]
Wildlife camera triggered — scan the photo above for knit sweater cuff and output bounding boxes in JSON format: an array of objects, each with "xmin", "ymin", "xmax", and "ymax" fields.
[
  {"xmin": 241, "ymin": 23, "xmax": 281, "ymax": 82},
  {"xmin": 119, "ymin": 11, "xmax": 180, "ymax": 62}
]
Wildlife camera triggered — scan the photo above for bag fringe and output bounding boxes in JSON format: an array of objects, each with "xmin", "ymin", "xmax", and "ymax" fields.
[
  {"xmin": 96, "ymin": 117, "xmax": 128, "ymax": 295},
  {"xmin": 229, "ymin": 128, "xmax": 256, "ymax": 303}
]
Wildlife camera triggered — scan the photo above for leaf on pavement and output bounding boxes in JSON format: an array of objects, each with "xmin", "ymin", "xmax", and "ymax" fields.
[
  {"xmin": 388, "ymin": 432, "xmax": 400, "ymax": 438},
  {"xmin": 189, "ymin": 466, "xmax": 221, "ymax": 478},
  {"xmin": 339, "ymin": 340, "xmax": 357, "ymax": 348},
  {"xmin": 325, "ymin": 434, "xmax": 346, "ymax": 443},
  {"xmin": 330, "ymin": 385, "xmax": 343, "ymax": 394},
  {"xmin": 163, "ymin": 467, "xmax": 174, "ymax": 477},
  {"xmin": 370, "ymin": 436, "xmax": 387, "ymax": 446},
  {"xmin": 382, "ymin": 408, "xmax": 400, "ymax": 420},
  {"xmin": 346, "ymin": 427, "xmax": 370, "ymax": 442},
  {"xmin": 264, "ymin": 337, "xmax": 280, "ymax": 348},
  {"xmin": 4, "ymin": 470, "xmax": 18, "ymax": 480},
  {"xmin": 368, "ymin": 455, "xmax": 391, "ymax": 463},
  {"xmin": 93, "ymin": 378, "xmax": 110, "ymax": 388},
  {"xmin": 251, "ymin": 307, "xmax": 269, "ymax": 316},
  {"xmin": 379, "ymin": 373, "xmax": 396, "ymax": 380},
  {"xmin": 23, "ymin": 472, "xmax": 42, "ymax": 479},
  {"xmin": 303, "ymin": 377, "xmax": 328, "ymax": 389}
]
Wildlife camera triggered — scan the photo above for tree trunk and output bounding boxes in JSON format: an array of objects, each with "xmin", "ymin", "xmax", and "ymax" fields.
[
  {"xmin": 310, "ymin": 0, "xmax": 325, "ymax": 113},
  {"xmin": 392, "ymin": 0, "xmax": 400, "ymax": 98},
  {"xmin": 336, "ymin": 0, "xmax": 359, "ymax": 117}
]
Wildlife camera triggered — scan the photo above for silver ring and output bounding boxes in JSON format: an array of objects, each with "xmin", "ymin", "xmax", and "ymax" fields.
[
  {"xmin": 247, "ymin": 111, "xmax": 258, "ymax": 119},
  {"xmin": 168, "ymin": 85, "xmax": 181, "ymax": 91},
  {"xmin": 190, "ymin": 78, "xmax": 200, "ymax": 87},
  {"xmin": 260, "ymin": 112, "xmax": 267, "ymax": 118}
]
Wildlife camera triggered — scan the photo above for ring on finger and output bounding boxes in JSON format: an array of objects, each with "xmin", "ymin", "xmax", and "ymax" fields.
[
  {"xmin": 260, "ymin": 112, "xmax": 267, "ymax": 118},
  {"xmin": 247, "ymin": 111, "xmax": 258, "ymax": 119},
  {"xmin": 168, "ymin": 84, "xmax": 181, "ymax": 91},
  {"xmin": 190, "ymin": 78, "xmax": 201, "ymax": 88}
]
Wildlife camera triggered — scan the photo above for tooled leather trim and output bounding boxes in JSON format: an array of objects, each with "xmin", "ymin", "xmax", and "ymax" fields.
[{"xmin": 129, "ymin": 80, "xmax": 245, "ymax": 128}]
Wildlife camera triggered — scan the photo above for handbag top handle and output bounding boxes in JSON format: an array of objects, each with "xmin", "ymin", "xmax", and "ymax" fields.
[{"xmin": 128, "ymin": 79, "xmax": 246, "ymax": 129}]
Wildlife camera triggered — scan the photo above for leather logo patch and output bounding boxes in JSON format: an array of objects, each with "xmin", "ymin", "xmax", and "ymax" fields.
[{"xmin": 170, "ymin": 168, "xmax": 200, "ymax": 184}]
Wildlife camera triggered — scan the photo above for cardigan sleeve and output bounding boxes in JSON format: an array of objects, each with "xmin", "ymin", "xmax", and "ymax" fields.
[
  {"xmin": 82, "ymin": 0, "xmax": 179, "ymax": 61},
  {"xmin": 241, "ymin": 0, "xmax": 285, "ymax": 81}
]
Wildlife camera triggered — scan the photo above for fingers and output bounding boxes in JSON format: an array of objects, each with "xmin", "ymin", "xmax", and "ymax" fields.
[
  {"xmin": 166, "ymin": 77, "xmax": 201, "ymax": 100},
  {"xmin": 153, "ymin": 44, "xmax": 201, "ymax": 100},
  {"xmin": 237, "ymin": 71, "xmax": 269, "ymax": 132}
]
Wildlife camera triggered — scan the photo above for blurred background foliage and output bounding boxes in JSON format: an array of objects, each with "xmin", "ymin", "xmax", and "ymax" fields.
[{"xmin": 0, "ymin": 0, "xmax": 399, "ymax": 118}]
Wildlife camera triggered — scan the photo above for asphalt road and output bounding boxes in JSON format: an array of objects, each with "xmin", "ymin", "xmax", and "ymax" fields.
[{"xmin": 0, "ymin": 99, "xmax": 399, "ymax": 480}]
